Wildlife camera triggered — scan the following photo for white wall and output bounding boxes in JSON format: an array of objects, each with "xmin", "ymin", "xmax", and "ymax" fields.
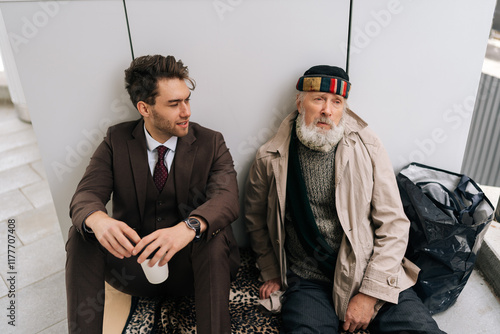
[
  {"xmin": 0, "ymin": 0, "xmax": 495, "ymax": 245},
  {"xmin": 125, "ymin": 0, "xmax": 350, "ymax": 244},
  {"xmin": 348, "ymin": 0, "xmax": 496, "ymax": 173},
  {"xmin": 0, "ymin": 0, "xmax": 136, "ymax": 241}
]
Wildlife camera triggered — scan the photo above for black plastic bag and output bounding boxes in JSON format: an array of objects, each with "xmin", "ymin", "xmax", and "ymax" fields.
[{"xmin": 396, "ymin": 162, "xmax": 495, "ymax": 314}]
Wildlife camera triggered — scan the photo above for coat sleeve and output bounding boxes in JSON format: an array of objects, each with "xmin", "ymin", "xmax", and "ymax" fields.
[
  {"xmin": 69, "ymin": 127, "xmax": 114, "ymax": 237},
  {"xmin": 358, "ymin": 136, "xmax": 417, "ymax": 303},
  {"xmin": 189, "ymin": 132, "xmax": 240, "ymax": 240},
  {"xmin": 244, "ymin": 154, "xmax": 281, "ymax": 282}
]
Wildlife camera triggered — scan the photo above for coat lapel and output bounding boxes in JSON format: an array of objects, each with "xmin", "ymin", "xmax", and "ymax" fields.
[
  {"xmin": 335, "ymin": 136, "xmax": 355, "ymax": 187},
  {"xmin": 270, "ymin": 111, "xmax": 295, "ymax": 222},
  {"xmin": 128, "ymin": 120, "xmax": 149, "ymax": 220},
  {"xmin": 272, "ymin": 155, "xmax": 288, "ymax": 224},
  {"xmin": 173, "ymin": 128, "xmax": 197, "ymax": 216},
  {"xmin": 335, "ymin": 109, "xmax": 364, "ymax": 187}
]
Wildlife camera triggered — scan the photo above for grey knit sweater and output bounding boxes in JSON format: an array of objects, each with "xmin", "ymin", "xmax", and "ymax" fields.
[{"xmin": 285, "ymin": 141, "xmax": 344, "ymax": 282}]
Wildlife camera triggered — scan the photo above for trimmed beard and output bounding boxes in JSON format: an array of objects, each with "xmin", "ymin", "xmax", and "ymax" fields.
[
  {"xmin": 295, "ymin": 106, "xmax": 345, "ymax": 153},
  {"xmin": 150, "ymin": 106, "xmax": 189, "ymax": 138}
]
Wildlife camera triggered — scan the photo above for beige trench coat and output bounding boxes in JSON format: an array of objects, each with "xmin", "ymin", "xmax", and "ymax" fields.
[{"xmin": 244, "ymin": 109, "xmax": 420, "ymax": 320}]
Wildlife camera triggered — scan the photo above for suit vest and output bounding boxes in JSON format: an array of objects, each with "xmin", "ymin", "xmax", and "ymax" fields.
[{"xmin": 139, "ymin": 164, "xmax": 181, "ymax": 237}]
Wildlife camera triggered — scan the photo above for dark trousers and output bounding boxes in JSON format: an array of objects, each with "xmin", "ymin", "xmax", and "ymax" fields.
[
  {"xmin": 65, "ymin": 225, "xmax": 240, "ymax": 334},
  {"xmin": 281, "ymin": 273, "xmax": 446, "ymax": 334}
]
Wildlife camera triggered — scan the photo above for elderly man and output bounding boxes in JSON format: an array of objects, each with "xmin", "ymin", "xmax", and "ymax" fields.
[
  {"xmin": 244, "ymin": 65, "xmax": 445, "ymax": 333},
  {"xmin": 66, "ymin": 55, "xmax": 240, "ymax": 334}
]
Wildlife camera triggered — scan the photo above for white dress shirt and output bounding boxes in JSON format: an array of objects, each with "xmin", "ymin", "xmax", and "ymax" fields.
[{"xmin": 144, "ymin": 124, "xmax": 178, "ymax": 175}]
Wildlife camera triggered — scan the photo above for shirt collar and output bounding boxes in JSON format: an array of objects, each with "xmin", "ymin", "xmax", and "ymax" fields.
[{"xmin": 144, "ymin": 124, "xmax": 178, "ymax": 153}]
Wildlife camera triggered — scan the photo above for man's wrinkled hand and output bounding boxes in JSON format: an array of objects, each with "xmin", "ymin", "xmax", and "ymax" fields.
[
  {"xmin": 343, "ymin": 293, "xmax": 377, "ymax": 332},
  {"xmin": 259, "ymin": 277, "xmax": 282, "ymax": 300},
  {"xmin": 85, "ymin": 211, "xmax": 141, "ymax": 259}
]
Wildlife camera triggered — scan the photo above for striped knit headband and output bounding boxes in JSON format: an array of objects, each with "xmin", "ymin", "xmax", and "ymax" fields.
[{"xmin": 296, "ymin": 65, "xmax": 351, "ymax": 99}]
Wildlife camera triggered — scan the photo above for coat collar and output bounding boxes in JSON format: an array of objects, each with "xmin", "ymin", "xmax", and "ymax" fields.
[
  {"xmin": 335, "ymin": 109, "xmax": 368, "ymax": 187},
  {"xmin": 343, "ymin": 108, "xmax": 368, "ymax": 137},
  {"xmin": 265, "ymin": 111, "xmax": 296, "ymax": 156}
]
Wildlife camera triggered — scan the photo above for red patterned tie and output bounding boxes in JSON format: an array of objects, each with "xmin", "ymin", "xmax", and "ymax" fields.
[{"xmin": 153, "ymin": 145, "xmax": 168, "ymax": 191}]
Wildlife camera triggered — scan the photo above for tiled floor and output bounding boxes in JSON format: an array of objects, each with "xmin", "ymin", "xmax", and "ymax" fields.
[
  {"xmin": 0, "ymin": 104, "xmax": 67, "ymax": 334},
  {"xmin": 0, "ymin": 102, "xmax": 499, "ymax": 334}
]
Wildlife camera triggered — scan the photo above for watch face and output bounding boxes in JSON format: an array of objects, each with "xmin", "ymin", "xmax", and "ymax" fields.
[
  {"xmin": 186, "ymin": 218, "xmax": 201, "ymax": 240},
  {"xmin": 189, "ymin": 218, "xmax": 201, "ymax": 228}
]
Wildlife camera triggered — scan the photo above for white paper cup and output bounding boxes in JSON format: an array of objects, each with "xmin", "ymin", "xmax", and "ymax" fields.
[{"xmin": 140, "ymin": 259, "xmax": 169, "ymax": 284}]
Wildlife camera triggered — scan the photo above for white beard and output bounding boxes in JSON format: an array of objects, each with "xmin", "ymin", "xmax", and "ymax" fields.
[{"xmin": 295, "ymin": 108, "xmax": 345, "ymax": 153}]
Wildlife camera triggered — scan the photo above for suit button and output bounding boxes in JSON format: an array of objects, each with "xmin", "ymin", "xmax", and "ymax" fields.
[
  {"xmin": 156, "ymin": 217, "xmax": 162, "ymax": 222},
  {"xmin": 157, "ymin": 201, "xmax": 163, "ymax": 206}
]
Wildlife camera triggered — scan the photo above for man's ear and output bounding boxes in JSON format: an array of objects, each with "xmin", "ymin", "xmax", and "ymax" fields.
[
  {"xmin": 137, "ymin": 101, "xmax": 150, "ymax": 118},
  {"xmin": 296, "ymin": 94, "xmax": 302, "ymax": 112}
]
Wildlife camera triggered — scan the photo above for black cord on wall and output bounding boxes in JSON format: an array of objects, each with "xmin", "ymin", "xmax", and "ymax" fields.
[
  {"xmin": 123, "ymin": 0, "xmax": 135, "ymax": 60},
  {"xmin": 346, "ymin": 0, "xmax": 353, "ymax": 75}
]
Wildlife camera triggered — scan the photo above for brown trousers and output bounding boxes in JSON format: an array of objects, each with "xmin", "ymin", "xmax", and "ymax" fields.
[{"xmin": 65, "ymin": 225, "xmax": 240, "ymax": 334}]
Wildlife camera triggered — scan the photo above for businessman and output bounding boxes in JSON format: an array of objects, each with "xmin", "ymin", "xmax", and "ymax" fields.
[{"xmin": 66, "ymin": 55, "xmax": 240, "ymax": 334}]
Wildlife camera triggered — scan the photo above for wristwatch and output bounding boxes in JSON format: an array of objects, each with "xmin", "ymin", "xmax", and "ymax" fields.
[{"xmin": 184, "ymin": 217, "xmax": 202, "ymax": 241}]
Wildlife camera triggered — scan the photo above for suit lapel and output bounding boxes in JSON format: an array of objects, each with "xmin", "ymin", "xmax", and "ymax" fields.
[
  {"xmin": 128, "ymin": 120, "xmax": 149, "ymax": 220},
  {"xmin": 173, "ymin": 128, "xmax": 197, "ymax": 216}
]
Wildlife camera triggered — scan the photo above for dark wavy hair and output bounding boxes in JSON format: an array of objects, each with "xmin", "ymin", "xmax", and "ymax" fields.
[{"xmin": 124, "ymin": 55, "xmax": 196, "ymax": 108}]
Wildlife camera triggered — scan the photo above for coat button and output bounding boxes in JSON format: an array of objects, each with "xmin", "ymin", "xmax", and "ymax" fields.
[{"xmin": 156, "ymin": 217, "xmax": 162, "ymax": 222}]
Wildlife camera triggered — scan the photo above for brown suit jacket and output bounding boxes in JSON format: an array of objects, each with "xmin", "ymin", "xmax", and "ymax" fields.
[{"xmin": 69, "ymin": 118, "xmax": 239, "ymax": 240}]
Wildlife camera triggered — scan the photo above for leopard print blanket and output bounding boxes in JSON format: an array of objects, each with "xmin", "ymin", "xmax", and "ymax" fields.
[{"xmin": 123, "ymin": 248, "xmax": 369, "ymax": 334}]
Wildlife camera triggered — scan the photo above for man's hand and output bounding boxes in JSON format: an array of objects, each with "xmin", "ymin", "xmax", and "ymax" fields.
[
  {"xmin": 133, "ymin": 217, "xmax": 207, "ymax": 267},
  {"xmin": 85, "ymin": 211, "xmax": 141, "ymax": 259},
  {"xmin": 259, "ymin": 277, "xmax": 281, "ymax": 300},
  {"xmin": 342, "ymin": 293, "xmax": 378, "ymax": 332}
]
